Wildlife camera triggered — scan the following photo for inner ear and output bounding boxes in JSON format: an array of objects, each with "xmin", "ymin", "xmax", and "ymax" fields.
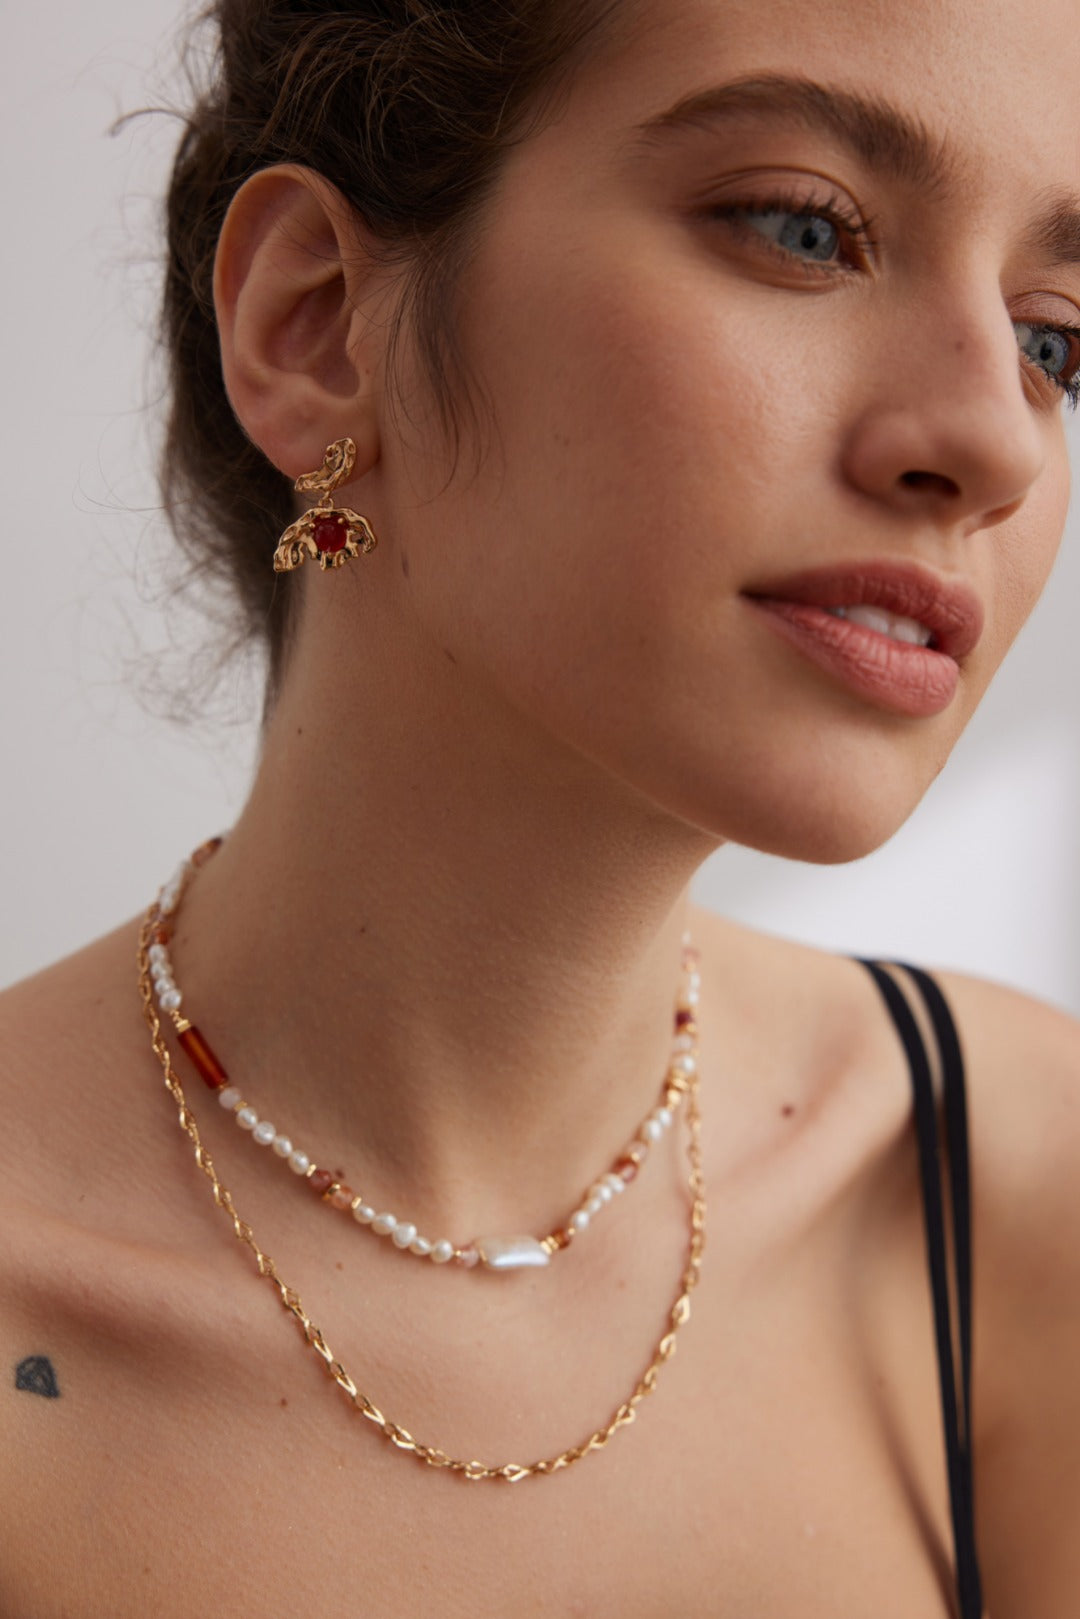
[{"xmin": 271, "ymin": 270, "xmax": 359, "ymax": 398}]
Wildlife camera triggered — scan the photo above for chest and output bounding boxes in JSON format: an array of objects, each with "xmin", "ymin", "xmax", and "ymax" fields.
[{"xmin": 3, "ymin": 1207, "xmax": 959, "ymax": 1619}]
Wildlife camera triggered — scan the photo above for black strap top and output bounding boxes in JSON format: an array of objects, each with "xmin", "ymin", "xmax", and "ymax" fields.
[{"xmin": 857, "ymin": 961, "xmax": 983, "ymax": 1619}]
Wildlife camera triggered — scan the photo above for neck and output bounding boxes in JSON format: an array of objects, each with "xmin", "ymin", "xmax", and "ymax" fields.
[{"xmin": 172, "ymin": 589, "xmax": 718, "ymax": 1236}]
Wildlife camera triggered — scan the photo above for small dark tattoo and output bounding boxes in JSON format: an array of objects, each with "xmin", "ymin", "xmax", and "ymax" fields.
[{"xmin": 15, "ymin": 1355, "xmax": 60, "ymax": 1398}]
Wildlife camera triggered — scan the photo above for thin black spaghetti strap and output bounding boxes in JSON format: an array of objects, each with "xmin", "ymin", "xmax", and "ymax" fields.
[
  {"xmin": 856, "ymin": 959, "xmax": 984, "ymax": 1619},
  {"xmin": 902, "ymin": 965, "xmax": 974, "ymax": 1456}
]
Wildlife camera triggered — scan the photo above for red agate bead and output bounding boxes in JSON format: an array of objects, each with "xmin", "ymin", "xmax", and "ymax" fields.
[{"xmin": 178, "ymin": 1024, "xmax": 229, "ymax": 1090}]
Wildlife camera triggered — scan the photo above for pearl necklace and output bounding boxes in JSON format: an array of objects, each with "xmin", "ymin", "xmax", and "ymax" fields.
[
  {"xmin": 149, "ymin": 838, "xmax": 702, "ymax": 1273},
  {"xmin": 138, "ymin": 837, "xmax": 707, "ymax": 1481}
]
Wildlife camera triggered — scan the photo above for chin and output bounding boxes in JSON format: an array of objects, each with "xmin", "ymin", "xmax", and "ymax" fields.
[{"xmin": 666, "ymin": 756, "xmax": 933, "ymax": 867}]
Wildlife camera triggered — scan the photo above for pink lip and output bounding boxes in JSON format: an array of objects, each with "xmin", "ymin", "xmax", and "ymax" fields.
[{"xmin": 742, "ymin": 561, "xmax": 984, "ymax": 719}]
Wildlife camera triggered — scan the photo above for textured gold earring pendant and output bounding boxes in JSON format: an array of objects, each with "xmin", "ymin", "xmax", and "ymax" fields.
[{"xmin": 272, "ymin": 437, "xmax": 378, "ymax": 573}]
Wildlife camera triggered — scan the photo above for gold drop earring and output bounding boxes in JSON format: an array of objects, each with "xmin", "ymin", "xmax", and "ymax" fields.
[{"xmin": 272, "ymin": 436, "xmax": 378, "ymax": 573}]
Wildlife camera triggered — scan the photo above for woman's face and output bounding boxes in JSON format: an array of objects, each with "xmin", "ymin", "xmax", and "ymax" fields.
[{"xmin": 375, "ymin": 0, "xmax": 1080, "ymax": 861}]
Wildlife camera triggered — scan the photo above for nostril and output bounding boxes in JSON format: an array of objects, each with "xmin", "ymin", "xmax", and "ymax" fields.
[{"xmin": 899, "ymin": 469, "xmax": 961, "ymax": 498}]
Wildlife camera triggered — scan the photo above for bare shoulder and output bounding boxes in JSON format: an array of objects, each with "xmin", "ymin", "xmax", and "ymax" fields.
[
  {"xmin": 927, "ymin": 966, "xmax": 1080, "ymax": 1286},
  {"xmin": 912, "ymin": 968, "xmax": 1080, "ymax": 1612},
  {"xmin": 0, "ymin": 921, "xmax": 228, "ymax": 1360},
  {"xmin": 0, "ymin": 921, "xmax": 157, "ymax": 1218},
  {"xmin": 689, "ymin": 916, "xmax": 1080, "ymax": 1609}
]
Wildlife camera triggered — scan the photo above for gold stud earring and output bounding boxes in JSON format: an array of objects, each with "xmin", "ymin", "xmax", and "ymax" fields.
[{"xmin": 272, "ymin": 437, "xmax": 378, "ymax": 573}]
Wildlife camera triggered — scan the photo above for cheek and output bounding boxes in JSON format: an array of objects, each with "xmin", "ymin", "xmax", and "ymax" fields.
[
  {"xmin": 458, "ymin": 240, "xmax": 811, "ymax": 610},
  {"xmin": 978, "ymin": 457, "xmax": 1071, "ymax": 679}
]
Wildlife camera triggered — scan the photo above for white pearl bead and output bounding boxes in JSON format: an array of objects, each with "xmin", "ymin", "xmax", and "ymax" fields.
[
  {"xmin": 431, "ymin": 1239, "xmax": 454, "ymax": 1264},
  {"xmin": 410, "ymin": 1236, "xmax": 433, "ymax": 1256},
  {"xmin": 288, "ymin": 1150, "xmax": 311, "ymax": 1175},
  {"xmin": 603, "ymin": 1172, "xmax": 625, "ymax": 1195},
  {"xmin": 252, "ymin": 1120, "xmax": 276, "ymax": 1146},
  {"xmin": 655, "ymin": 1107, "xmax": 674, "ymax": 1130},
  {"xmin": 391, "ymin": 1222, "xmax": 418, "ymax": 1249},
  {"xmin": 684, "ymin": 985, "xmax": 700, "ymax": 1007},
  {"xmin": 673, "ymin": 1033, "xmax": 695, "ymax": 1053},
  {"xmin": 586, "ymin": 1196, "xmax": 603, "ymax": 1217},
  {"xmin": 642, "ymin": 1117, "xmax": 663, "ymax": 1143},
  {"xmin": 592, "ymin": 1181, "xmax": 614, "ymax": 1204},
  {"xmin": 159, "ymin": 889, "xmax": 179, "ymax": 915},
  {"xmin": 476, "ymin": 1235, "xmax": 551, "ymax": 1270},
  {"xmin": 569, "ymin": 1208, "xmax": 590, "ymax": 1233},
  {"xmin": 371, "ymin": 1212, "xmax": 397, "ymax": 1236},
  {"xmin": 353, "ymin": 1202, "xmax": 375, "ymax": 1224},
  {"xmin": 148, "ymin": 944, "xmax": 168, "ymax": 966},
  {"xmin": 272, "ymin": 1134, "xmax": 293, "ymax": 1157},
  {"xmin": 236, "ymin": 1107, "xmax": 257, "ymax": 1131},
  {"xmin": 159, "ymin": 988, "xmax": 183, "ymax": 1013},
  {"xmin": 674, "ymin": 1053, "xmax": 697, "ymax": 1075},
  {"xmin": 218, "ymin": 1086, "xmax": 242, "ymax": 1110}
]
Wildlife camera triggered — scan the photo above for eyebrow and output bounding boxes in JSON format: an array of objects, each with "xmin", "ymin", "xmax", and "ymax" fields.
[
  {"xmin": 630, "ymin": 74, "xmax": 957, "ymax": 193},
  {"xmin": 1027, "ymin": 190, "xmax": 1080, "ymax": 271},
  {"xmin": 630, "ymin": 73, "xmax": 1080, "ymax": 271}
]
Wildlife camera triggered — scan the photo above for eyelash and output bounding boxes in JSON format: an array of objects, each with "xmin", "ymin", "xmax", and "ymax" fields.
[{"xmin": 709, "ymin": 191, "xmax": 1080, "ymax": 409}]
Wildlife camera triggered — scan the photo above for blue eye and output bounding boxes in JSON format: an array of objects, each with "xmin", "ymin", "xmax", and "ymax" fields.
[
  {"xmin": 741, "ymin": 209, "xmax": 841, "ymax": 262},
  {"xmin": 1015, "ymin": 321, "xmax": 1071, "ymax": 379}
]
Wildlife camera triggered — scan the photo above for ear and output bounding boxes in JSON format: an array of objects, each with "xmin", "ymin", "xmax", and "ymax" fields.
[{"xmin": 212, "ymin": 164, "xmax": 390, "ymax": 484}]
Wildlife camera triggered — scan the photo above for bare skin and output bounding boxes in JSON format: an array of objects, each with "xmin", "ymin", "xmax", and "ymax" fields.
[{"xmin": 3, "ymin": 0, "xmax": 1080, "ymax": 1611}]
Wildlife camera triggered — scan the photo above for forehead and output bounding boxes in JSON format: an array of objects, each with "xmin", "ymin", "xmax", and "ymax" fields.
[{"xmin": 574, "ymin": 0, "xmax": 1080, "ymax": 198}]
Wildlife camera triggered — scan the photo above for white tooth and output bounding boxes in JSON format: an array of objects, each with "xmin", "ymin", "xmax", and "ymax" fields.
[
  {"xmin": 890, "ymin": 619, "xmax": 930, "ymax": 646},
  {"xmin": 839, "ymin": 605, "xmax": 932, "ymax": 646},
  {"xmin": 842, "ymin": 606, "xmax": 894, "ymax": 636}
]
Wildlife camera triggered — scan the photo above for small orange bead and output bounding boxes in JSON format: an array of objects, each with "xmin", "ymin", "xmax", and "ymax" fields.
[{"xmin": 329, "ymin": 1185, "xmax": 354, "ymax": 1210}]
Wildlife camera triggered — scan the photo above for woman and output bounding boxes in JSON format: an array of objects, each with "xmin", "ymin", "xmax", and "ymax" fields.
[{"xmin": 2, "ymin": 0, "xmax": 1079, "ymax": 1612}]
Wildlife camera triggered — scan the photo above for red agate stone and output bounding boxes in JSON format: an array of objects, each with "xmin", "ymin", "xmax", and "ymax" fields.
[
  {"xmin": 312, "ymin": 513, "xmax": 349, "ymax": 554},
  {"xmin": 675, "ymin": 1009, "xmax": 695, "ymax": 1030},
  {"xmin": 308, "ymin": 1168, "xmax": 335, "ymax": 1196},
  {"xmin": 178, "ymin": 1024, "xmax": 229, "ymax": 1090}
]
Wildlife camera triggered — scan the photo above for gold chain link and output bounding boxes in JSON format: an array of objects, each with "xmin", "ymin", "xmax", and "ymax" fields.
[{"xmin": 137, "ymin": 906, "xmax": 706, "ymax": 1482}]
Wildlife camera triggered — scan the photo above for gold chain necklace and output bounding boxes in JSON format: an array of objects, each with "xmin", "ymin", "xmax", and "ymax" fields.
[{"xmin": 136, "ymin": 886, "xmax": 707, "ymax": 1483}]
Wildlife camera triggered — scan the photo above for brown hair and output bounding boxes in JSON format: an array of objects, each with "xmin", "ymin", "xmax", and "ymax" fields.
[{"xmin": 157, "ymin": 0, "xmax": 624, "ymax": 709}]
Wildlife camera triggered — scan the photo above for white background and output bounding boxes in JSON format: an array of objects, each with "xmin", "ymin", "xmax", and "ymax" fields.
[{"xmin": 3, "ymin": 2, "xmax": 1078, "ymax": 1012}]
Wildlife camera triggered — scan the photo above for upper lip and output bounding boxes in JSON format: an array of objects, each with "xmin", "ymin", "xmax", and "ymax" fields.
[{"xmin": 743, "ymin": 561, "xmax": 984, "ymax": 660}]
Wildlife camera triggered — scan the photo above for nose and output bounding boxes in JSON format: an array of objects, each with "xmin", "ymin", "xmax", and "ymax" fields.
[{"xmin": 840, "ymin": 296, "xmax": 1046, "ymax": 532}]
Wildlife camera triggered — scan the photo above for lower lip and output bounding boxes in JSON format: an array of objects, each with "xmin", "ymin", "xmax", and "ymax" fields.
[{"xmin": 745, "ymin": 598, "xmax": 960, "ymax": 718}]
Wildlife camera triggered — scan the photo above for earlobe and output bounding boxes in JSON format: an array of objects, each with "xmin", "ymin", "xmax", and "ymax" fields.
[{"xmin": 212, "ymin": 163, "xmax": 382, "ymax": 482}]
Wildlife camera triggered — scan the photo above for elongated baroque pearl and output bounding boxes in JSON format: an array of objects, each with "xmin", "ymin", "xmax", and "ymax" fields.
[{"xmin": 475, "ymin": 1235, "xmax": 551, "ymax": 1271}]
